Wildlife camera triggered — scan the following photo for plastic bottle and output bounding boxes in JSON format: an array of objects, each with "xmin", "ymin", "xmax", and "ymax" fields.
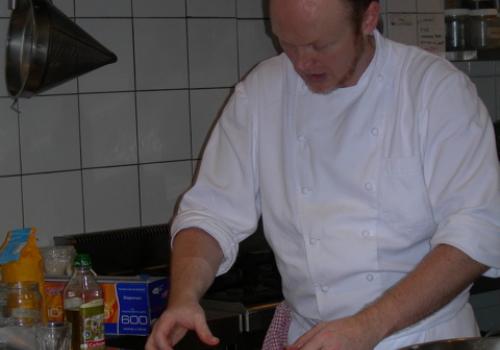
[{"xmin": 63, "ymin": 254, "xmax": 105, "ymax": 350}]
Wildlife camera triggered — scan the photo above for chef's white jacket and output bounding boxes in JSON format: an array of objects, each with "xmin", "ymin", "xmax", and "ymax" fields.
[{"xmin": 171, "ymin": 31, "xmax": 500, "ymax": 348}]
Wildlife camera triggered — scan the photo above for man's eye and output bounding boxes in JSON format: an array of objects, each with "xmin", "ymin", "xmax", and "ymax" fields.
[{"xmin": 313, "ymin": 42, "xmax": 333, "ymax": 52}]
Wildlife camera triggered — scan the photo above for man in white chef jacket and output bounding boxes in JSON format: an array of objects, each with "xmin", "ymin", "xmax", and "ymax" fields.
[{"xmin": 146, "ymin": 0, "xmax": 500, "ymax": 349}]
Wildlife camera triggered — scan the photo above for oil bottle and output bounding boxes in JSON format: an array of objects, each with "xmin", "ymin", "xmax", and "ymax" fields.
[{"xmin": 63, "ymin": 254, "xmax": 105, "ymax": 350}]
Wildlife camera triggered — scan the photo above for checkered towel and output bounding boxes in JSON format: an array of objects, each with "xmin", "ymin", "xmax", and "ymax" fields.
[{"xmin": 261, "ymin": 301, "xmax": 292, "ymax": 350}]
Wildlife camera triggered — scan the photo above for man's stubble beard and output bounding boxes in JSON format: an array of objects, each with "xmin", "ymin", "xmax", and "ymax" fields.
[{"xmin": 313, "ymin": 32, "xmax": 368, "ymax": 95}]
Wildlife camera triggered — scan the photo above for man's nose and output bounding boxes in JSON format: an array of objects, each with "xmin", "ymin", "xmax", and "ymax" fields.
[{"xmin": 295, "ymin": 48, "xmax": 314, "ymax": 71}]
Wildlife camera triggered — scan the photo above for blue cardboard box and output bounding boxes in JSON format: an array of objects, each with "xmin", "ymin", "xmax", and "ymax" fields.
[{"xmin": 99, "ymin": 276, "xmax": 169, "ymax": 336}]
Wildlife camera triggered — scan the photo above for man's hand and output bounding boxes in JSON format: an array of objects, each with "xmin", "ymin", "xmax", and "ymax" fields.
[
  {"xmin": 287, "ymin": 244, "xmax": 487, "ymax": 350},
  {"xmin": 286, "ymin": 313, "xmax": 380, "ymax": 350},
  {"xmin": 146, "ymin": 228, "xmax": 224, "ymax": 349},
  {"xmin": 145, "ymin": 300, "xmax": 219, "ymax": 350}
]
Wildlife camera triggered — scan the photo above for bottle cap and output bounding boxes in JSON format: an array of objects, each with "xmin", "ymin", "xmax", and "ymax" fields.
[{"xmin": 73, "ymin": 253, "xmax": 92, "ymax": 268}]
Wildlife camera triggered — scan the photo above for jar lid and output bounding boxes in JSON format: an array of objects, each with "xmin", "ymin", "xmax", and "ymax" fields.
[
  {"xmin": 445, "ymin": 8, "xmax": 471, "ymax": 16},
  {"xmin": 470, "ymin": 8, "xmax": 498, "ymax": 16}
]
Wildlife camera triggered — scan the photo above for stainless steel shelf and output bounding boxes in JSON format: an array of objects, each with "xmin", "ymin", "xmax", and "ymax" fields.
[{"xmin": 447, "ymin": 48, "xmax": 500, "ymax": 61}]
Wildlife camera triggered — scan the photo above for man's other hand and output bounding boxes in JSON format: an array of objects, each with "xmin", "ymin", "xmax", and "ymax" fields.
[{"xmin": 145, "ymin": 301, "xmax": 220, "ymax": 350}]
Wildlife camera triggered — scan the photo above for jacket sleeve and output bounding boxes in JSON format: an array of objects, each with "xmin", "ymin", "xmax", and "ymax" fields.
[
  {"xmin": 423, "ymin": 70, "xmax": 500, "ymax": 277},
  {"xmin": 170, "ymin": 81, "xmax": 261, "ymax": 275}
]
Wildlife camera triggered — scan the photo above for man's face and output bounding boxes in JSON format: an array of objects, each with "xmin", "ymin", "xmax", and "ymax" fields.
[{"xmin": 270, "ymin": 0, "xmax": 369, "ymax": 94}]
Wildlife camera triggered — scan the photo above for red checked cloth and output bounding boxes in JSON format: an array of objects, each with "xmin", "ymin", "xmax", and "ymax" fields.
[{"xmin": 261, "ymin": 301, "xmax": 292, "ymax": 350}]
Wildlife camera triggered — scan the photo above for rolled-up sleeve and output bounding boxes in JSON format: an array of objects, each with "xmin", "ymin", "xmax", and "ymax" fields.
[
  {"xmin": 170, "ymin": 82, "xmax": 261, "ymax": 275},
  {"xmin": 424, "ymin": 72, "xmax": 500, "ymax": 277}
]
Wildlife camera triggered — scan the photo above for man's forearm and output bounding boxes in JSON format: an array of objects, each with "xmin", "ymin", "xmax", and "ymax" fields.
[
  {"xmin": 358, "ymin": 244, "xmax": 488, "ymax": 343},
  {"xmin": 168, "ymin": 228, "xmax": 224, "ymax": 305}
]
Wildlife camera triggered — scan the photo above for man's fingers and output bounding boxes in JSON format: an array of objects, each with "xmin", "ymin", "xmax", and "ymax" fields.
[
  {"xmin": 146, "ymin": 314, "xmax": 185, "ymax": 350},
  {"xmin": 145, "ymin": 305, "xmax": 215, "ymax": 349},
  {"xmin": 289, "ymin": 322, "xmax": 327, "ymax": 349},
  {"xmin": 169, "ymin": 326, "xmax": 189, "ymax": 347},
  {"xmin": 146, "ymin": 321, "xmax": 174, "ymax": 350},
  {"xmin": 194, "ymin": 314, "xmax": 220, "ymax": 345}
]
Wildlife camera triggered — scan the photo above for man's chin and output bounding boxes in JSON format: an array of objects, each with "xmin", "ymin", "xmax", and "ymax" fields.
[{"xmin": 305, "ymin": 82, "xmax": 336, "ymax": 94}]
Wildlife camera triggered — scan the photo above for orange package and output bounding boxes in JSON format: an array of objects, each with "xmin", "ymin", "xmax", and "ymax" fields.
[
  {"xmin": 102, "ymin": 283, "xmax": 119, "ymax": 324},
  {"xmin": 45, "ymin": 280, "xmax": 65, "ymax": 322},
  {"xmin": 0, "ymin": 228, "xmax": 47, "ymax": 322}
]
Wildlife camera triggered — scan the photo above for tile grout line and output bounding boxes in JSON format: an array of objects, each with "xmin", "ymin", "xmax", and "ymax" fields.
[
  {"xmin": 130, "ymin": 0, "xmax": 143, "ymax": 227},
  {"xmin": 74, "ymin": 0, "xmax": 87, "ymax": 234},
  {"xmin": 16, "ymin": 101, "xmax": 25, "ymax": 228},
  {"xmin": 185, "ymin": 0, "xmax": 194, "ymax": 177},
  {"xmin": 235, "ymin": 0, "xmax": 241, "ymax": 80}
]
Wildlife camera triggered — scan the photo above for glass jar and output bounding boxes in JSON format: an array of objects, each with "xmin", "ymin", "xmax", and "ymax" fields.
[
  {"xmin": 445, "ymin": 8, "xmax": 471, "ymax": 51},
  {"xmin": 41, "ymin": 245, "xmax": 76, "ymax": 277},
  {"xmin": 5, "ymin": 281, "xmax": 42, "ymax": 327},
  {"xmin": 468, "ymin": 8, "xmax": 500, "ymax": 49},
  {"xmin": 0, "ymin": 282, "xmax": 7, "ymax": 326}
]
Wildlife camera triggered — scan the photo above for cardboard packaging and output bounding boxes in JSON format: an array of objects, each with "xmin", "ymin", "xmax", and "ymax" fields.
[{"xmin": 44, "ymin": 276, "xmax": 168, "ymax": 336}]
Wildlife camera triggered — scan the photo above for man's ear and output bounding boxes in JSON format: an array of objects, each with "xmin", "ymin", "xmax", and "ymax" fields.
[{"xmin": 362, "ymin": 1, "xmax": 381, "ymax": 34}]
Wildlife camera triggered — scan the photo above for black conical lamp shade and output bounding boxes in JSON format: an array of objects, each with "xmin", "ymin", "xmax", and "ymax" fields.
[{"xmin": 5, "ymin": 0, "xmax": 118, "ymax": 98}]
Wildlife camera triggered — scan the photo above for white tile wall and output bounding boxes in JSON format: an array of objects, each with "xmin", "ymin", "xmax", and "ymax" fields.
[
  {"xmin": 188, "ymin": 18, "xmax": 239, "ymax": 88},
  {"xmin": 140, "ymin": 161, "xmax": 192, "ymax": 225},
  {"xmin": 387, "ymin": 0, "xmax": 416, "ymax": 13},
  {"xmin": 0, "ymin": 99, "xmax": 20, "ymax": 176},
  {"xmin": 80, "ymin": 92, "xmax": 137, "ymax": 168},
  {"xmin": 187, "ymin": 0, "xmax": 236, "ymax": 17},
  {"xmin": 416, "ymin": 0, "xmax": 443, "ymax": 13},
  {"xmin": 134, "ymin": 19, "xmax": 188, "ymax": 90},
  {"xmin": 236, "ymin": 0, "xmax": 269, "ymax": 18},
  {"xmin": 75, "ymin": 0, "xmax": 131, "ymax": 17},
  {"xmin": 190, "ymin": 88, "xmax": 232, "ymax": 158},
  {"xmin": 0, "ymin": 19, "xmax": 10, "ymax": 97},
  {"xmin": 0, "ymin": 3, "xmax": 11, "ymax": 17},
  {"xmin": 237, "ymin": 19, "xmax": 280, "ymax": 78},
  {"xmin": 0, "ymin": 0, "xmax": 498, "ymax": 248},
  {"xmin": 82, "ymin": 166, "xmax": 140, "ymax": 232},
  {"xmin": 132, "ymin": 0, "xmax": 185, "ymax": 17},
  {"xmin": 19, "ymin": 95, "xmax": 80, "ymax": 173},
  {"xmin": 23, "ymin": 171, "xmax": 84, "ymax": 247},
  {"xmin": 137, "ymin": 90, "xmax": 191, "ymax": 162},
  {"xmin": 0, "ymin": 177, "xmax": 23, "ymax": 244}
]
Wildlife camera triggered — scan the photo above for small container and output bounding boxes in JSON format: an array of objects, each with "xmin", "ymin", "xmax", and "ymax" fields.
[
  {"xmin": 5, "ymin": 281, "xmax": 42, "ymax": 327},
  {"xmin": 41, "ymin": 245, "xmax": 76, "ymax": 277},
  {"xmin": 468, "ymin": 8, "xmax": 500, "ymax": 49},
  {"xmin": 445, "ymin": 8, "xmax": 471, "ymax": 50},
  {"xmin": 35, "ymin": 322, "xmax": 72, "ymax": 350}
]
